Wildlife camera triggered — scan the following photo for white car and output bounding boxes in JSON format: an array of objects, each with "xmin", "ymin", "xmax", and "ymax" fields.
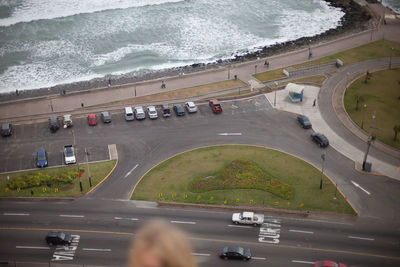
[
  {"xmin": 147, "ymin": 106, "xmax": 158, "ymax": 119},
  {"xmin": 185, "ymin": 101, "xmax": 198, "ymax": 113},
  {"xmin": 134, "ymin": 106, "xmax": 145, "ymax": 120},
  {"xmin": 63, "ymin": 145, "xmax": 76, "ymax": 165}
]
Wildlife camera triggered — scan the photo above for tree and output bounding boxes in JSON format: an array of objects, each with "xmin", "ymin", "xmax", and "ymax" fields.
[{"xmin": 393, "ymin": 125, "xmax": 400, "ymax": 142}]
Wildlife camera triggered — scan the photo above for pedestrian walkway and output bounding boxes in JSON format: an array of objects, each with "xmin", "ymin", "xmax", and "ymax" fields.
[{"xmin": 264, "ymin": 85, "xmax": 400, "ymax": 180}]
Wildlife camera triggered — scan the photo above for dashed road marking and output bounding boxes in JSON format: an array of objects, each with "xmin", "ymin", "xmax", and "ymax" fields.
[
  {"xmin": 292, "ymin": 260, "xmax": 314, "ymax": 264},
  {"xmin": 16, "ymin": 246, "xmax": 49, "ymax": 249},
  {"xmin": 348, "ymin": 236, "xmax": 374, "ymax": 241},
  {"xmin": 4, "ymin": 213, "xmax": 29, "ymax": 216},
  {"xmin": 124, "ymin": 164, "xmax": 139, "ymax": 179},
  {"xmin": 289, "ymin": 230, "xmax": 314, "ymax": 234},
  {"xmin": 351, "ymin": 180, "xmax": 371, "ymax": 195},
  {"xmin": 114, "ymin": 217, "xmax": 139, "ymax": 221},
  {"xmin": 252, "ymin": 257, "xmax": 266, "ymax": 260},
  {"xmin": 59, "ymin": 215, "xmax": 84, "ymax": 218},
  {"xmin": 227, "ymin": 225, "xmax": 252, "ymax": 229},
  {"xmin": 218, "ymin": 133, "xmax": 242, "ymax": 136},
  {"xmin": 171, "ymin": 220, "xmax": 196, "ymax": 225},
  {"xmin": 191, "ymin": 253, "xmax": 210, "ymax": 256},
  {"xmin": 83, "ymin": 248, "xmax": 111, "ymax": 252}
]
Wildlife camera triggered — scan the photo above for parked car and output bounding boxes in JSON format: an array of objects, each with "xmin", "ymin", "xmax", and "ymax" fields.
[
  {"xmin": 315, "ymin": 260, "xmax": 347, "ymax": 267},
  {"xmin": 161, "ymin": 104, "xmax": 171, "ymax": 117},
  {"xmin": 147, "ymin": 106, "xmax": 158, "ymax": 119},
  {"xmin": 173, "ymin": 104, "xmax": 185, "ymax": 116},
  {"xmin": 297, "ymin": 115, "xmax": 312, "ymax": 129},
  {"xmin": 209, "ymin": 99, "xmax": 222, "ymax": 113},
  {"xmin": 1, "ymin": 122, "xmax": 13, "ymax": 137},
  {"xmin": 49, "ymin": 116, "xmax": 60, "ymax": 133},
  {"xmin": 63, "ymin": 114, "xmax": 73, "ymax": 128},
  {"xmin": 219, "ymin": 246, "xmax": 251, "ymax": 261},
  {"xmin": 134, "ymin": 106, "xmax": 146, "ymax": 120},
  {"xmin": 63, "ymin": 145, "xmax": 76, "ymax": 164},
  {"xmin": 185, "ymin": 101, "xmax": 198, "ymax": 113},
  {"xmin": 46, "ymin": 231, "xmax": 72, "ymax": 246},
  {"xmin": 36, "ymin": 148, "xmax": 48, "ymax": 168},
  {"xmin": 311, "ymin": 132, "xmax": 329, "ymax": 147},
  {"xmin": 87, "ymin": 114, "xmax": 98, "ymax": 126},
  {"xmin": 101, "ymin": 111, "xmax": 112, "ymax": 123},
  {"xmin": 125, "ymin": 106, "xmax": 135, "ymax": 121}
]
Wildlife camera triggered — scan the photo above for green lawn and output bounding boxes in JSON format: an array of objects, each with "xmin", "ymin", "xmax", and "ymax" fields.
[
  {"xmin": 0, "ymin": 160, "xmax": 116, "ymax": 197},
  {"xmin": 255, "ymin": 40, "xmax": 400, "ymax": 82},
  {"xmin": 344, "ymin": 68, "xmax": 400, "ymax": 149},
  {"xmin": 132, "ymin": 145, "xmax": 355, "ymax": 214},
  {"xmin": 269, "ymin": 75, "xmax": 326, "ymax": 88}
]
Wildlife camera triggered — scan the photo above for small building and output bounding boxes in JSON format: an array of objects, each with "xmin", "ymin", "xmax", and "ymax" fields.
[{"xmin": 286, "ymin": 83, "xmax": 304, "ymax": 102}]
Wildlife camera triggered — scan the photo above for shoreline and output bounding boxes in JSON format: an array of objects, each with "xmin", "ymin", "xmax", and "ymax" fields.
[{"xmin": 0, "ymin": 0, "xmax": 374, "ymax": 103}]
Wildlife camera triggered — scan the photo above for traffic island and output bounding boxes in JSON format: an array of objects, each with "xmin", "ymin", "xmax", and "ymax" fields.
[{"xmin": 131, "ymin": 145, "xmax": 356, "ymax": 215}]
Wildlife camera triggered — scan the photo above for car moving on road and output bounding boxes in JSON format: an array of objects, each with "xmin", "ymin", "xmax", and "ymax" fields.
[
  {"xmin": 315, "ymin": 260, "xmax": 347, "ymax": 267},
  {"xmin": 185, "ymin": 101, "xmax": 198, "ymax": 113},
  {"xmin": 46, "ymin": 231, "xmax": 72, "ymax": 246},
  {"xmin": 64, "ymin": 145, "xmax": 76, "ymax": 165},
  {"xmin": 311, "ymin": 132, "xmax": 329, "ymax": 147},
  {"xmin": 88, "ymin": 114, "xmax": 98, "ymax": 126},
  {"xmin": 219, "ymin": 246, "xmax": 251, "ymax": 261},
  {"xmin": 297, "ymin": 115, "xmax": 312, "ymax": 129},
  {"xmin": 147, "ymin": 106, "xmax": 158, "ymax": 119},
  {"xmin": 36, "ymin": 148, "xmax": 48, "ymax": 168},
  {"xmin": 232, "ymin": 211, "xmax": 264, "ymax": 226},
  {"xmin": 173, "ymin": 104, "xmax": 185, "ymax": 116}
]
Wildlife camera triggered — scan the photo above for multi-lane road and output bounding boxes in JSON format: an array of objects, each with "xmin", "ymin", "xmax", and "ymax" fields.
[{"xmin": 1, "ymin": 95, "xmax": 400, "ymax": 266}]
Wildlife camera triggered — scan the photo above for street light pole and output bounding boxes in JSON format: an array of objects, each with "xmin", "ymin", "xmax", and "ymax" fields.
[
  {"xmin": 389, "ymin": 47, "xmax": 394, "ymax": 69},
  {"xmin": 72, "ymin": 129, "xmax": 83, "ymax": 192},
  {"xmin": 85, "ymin": 148, "xmax": 92, "ymax": 187},
  {"xmin": 254, "ymin": 65, "xmax": 257, "ymax": 74},
  {"xmin": 320, "ymin": 152, "xmax": 326, "ymax": 190},
  {"xmin": 362, "ymin": 111, "xmax": 376, "ymax": 171},
  {"xmin": 361, "ymin": 104, "xmax": 367, "ymax": 129}
]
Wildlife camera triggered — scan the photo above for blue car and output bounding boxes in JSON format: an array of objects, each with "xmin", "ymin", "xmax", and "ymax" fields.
[
  {"xmin": 36, "ymin": 149, "xmax": 48, "ymax": 168},
  {"xmin": 173, "ymin": 104, "xmax": 185, "ymax": 116}
]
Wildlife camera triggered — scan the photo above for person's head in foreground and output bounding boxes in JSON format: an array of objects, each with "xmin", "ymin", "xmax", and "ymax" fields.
[{"xmin": 128, "ymin": 219, "xmax": 197, "ymax": 267}]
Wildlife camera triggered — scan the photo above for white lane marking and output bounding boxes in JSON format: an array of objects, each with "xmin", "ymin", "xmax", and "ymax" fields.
[
  {"xmin": 114, "ymin": 217, "xmax": 139, "ymax": 221},
  {"xmin": 348, "ymin": 236, "xmax": 374, "ymax": 241},
  {"xmin": 351, "ymin": 180, "xmax": 371, "ymax": 195},
  {"xmin": 218, "ymin": 133, "xmax": 242, "ymax": 136},
  {"xmin": 4, "ymin": 213, "xmax": 30, "ymax": 216},
  {"xmin": 289, "ymin": 229, "xmax": 314, "ymax": 234},
  {"xmin": 124, "ymin": 164, "xmax": 139, "ymax": 178},
  {"xmin": 170, "ymin": 220, "xmax": 196, "ymax": 224},
  {"xmin": 16, "ymin": 246, "xmax": 49, "ymax": 249},
  {"xmin": 228, "ymin": 224, "xmax": 252, "ymax": 229},
  {"xmin": 59, "ymin": 214, "xmax": 84, "ymax": 218},
  {"xmin": 252, "ymin": 257, "xmax": 267, "ymax": 260},
  {"xmin": 231, "ymin": 104, "xmax": 239, "ymax": 109},
  {"xmin": 292, "ymin": 260, "xmax": 315, "ymax": 264},
  {"xmin": 83, "ymin": 248, "xmax": 111, "ymax": 252},
  {"xmin": 191, "ymin": 253, "xmax": 210, "ymax": 256}
]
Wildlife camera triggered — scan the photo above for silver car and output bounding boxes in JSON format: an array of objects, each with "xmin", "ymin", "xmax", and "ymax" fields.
[
  {"xmin": 147, "ymin": 106, "xmax": 158, "ymax": 119},
  {"xmin": 185, "ymin": 101, "xmax": 198, "ymax": 113},
  {"xmin": 134, "ymin": 106, "xmax": 146, "ymax": 120}
]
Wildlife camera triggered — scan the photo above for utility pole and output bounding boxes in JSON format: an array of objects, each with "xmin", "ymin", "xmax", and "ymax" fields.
[
  {"xmin": 72, "ymin": 129, "xmax": 83, "ymax": 192},
  {"xmin": 361, "ymin": 104, "xmax": 367, "ymax": 129},
  {"xmin": 85, "ymin": 148, "xmax": 92, "ymax": 187},
  {"xmin": 320, "ymin": 152, "xmax": 326, "ymax": 190},
  {"xmin": 362, "ymin": 112, "xmax": 376, "ymax": 171}
]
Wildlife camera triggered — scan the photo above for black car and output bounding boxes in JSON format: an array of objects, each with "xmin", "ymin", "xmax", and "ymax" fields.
[
  {"xmin": 46, "ymin": 231, "xmax": 72, "ymax": 246},
  {"xmin": 219, "ymin": 246, "xmax": 251, "ymax": 261},
  {"xmin": 36, "ymin": 148, "xmax": 48, "ymax": 168},
  {"xmin": 101, "ymin": 111, "xmax": 112, "ymax": 123},
  {"xmin": 311, "ymin": 132, "xmax": 329, "ymax": 147},
  {"xmin": 49, "ymin": 116, "xmax": 60, "ymax": 133},
  {"xmin": 173, "ymin": 104, "xmax": 185, "ymax": 116},
  {"xmin": 297, "ymin": 115, "xmax": 312, "ymax": 129},
  {"xmin": 1, "ymin": 122, "xmax": 13, "ymax": 137}
]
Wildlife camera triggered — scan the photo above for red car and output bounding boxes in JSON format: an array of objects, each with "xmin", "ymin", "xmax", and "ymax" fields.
[
  {"xmin": 87, "ymin": 114, "xmax": 98, "ymax": 126},
  {"xmin": 315, "ymin": 260, "xmax": 347, "ymax": 267},
  {"xmin": 209, "ymin": 99, "xmax": 222, "ymax": 113}
]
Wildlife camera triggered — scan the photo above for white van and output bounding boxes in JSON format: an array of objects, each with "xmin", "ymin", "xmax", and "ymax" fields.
[
  {"xmin": 125, "ymin": 106, "xmax": 134, "ymax": 121},
  {"xmin": 134, "ymin": 106, "xmax": 146, "ymax": 120}
]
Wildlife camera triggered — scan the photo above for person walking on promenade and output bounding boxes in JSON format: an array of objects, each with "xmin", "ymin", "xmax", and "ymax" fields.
[
  {"xmin": 313, "ymin": 98, "xmax": 316, "ymax": 107},
  {"xmin": 161, "ymin": 80, "xmax": 166, "ymax": 89},
  {"xmin": 264, "ymin": 60, "xmax": 269, "ymax": 68},
  {"xmin": 108, "ymin": 77, "xmax": 111, "ymax": 88}
]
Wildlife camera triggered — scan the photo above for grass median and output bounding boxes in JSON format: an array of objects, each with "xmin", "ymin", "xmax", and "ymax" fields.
[
  {"xmin": 0, "ymin": 160, "xmax": 116, "ymax": 197},
  {"xmin": 344, "ymin": 68, "xmax": 400, "ymax": 149},
  {"xmin": 131, "ymin": 145, "xmax": 355, "ymax": 214}
]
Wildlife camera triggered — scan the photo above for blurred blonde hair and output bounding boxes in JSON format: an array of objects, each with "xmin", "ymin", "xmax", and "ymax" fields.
[{"xmin": 128, "ymin": 219, "xmax": 197, "ymax": 267}]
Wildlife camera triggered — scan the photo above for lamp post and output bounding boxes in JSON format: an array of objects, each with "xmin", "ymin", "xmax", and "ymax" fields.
[
  {"xmin": 85, "ymin": 148, "xmax": 92, "ymax": 187},
  {"xmin": 362, "ymin": 112, "xmax": 376, "ymax": 171},
  {"xmin": 389, "ymin": 47, "xmax": 394, "ymax": 69},
  {"xmin": 361, "ymin": 104, "xmax": 367, "ymax": 129},
  {"xmin": 72, "ymin": 130, "xmax": 83, "ymax": 192},
  {"xmin": 274, "ymin": 82, "xmax": 278, "ymax": 106},
  {"xmin": 254, "ymin": 65, "xmax": 257, "ymax": 74},
  {"xmin": 320, "ymin": 152, "xmax": 326, "ymax": 190}
]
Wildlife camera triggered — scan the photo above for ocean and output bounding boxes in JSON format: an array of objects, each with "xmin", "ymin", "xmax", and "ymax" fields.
[{"xmin": 0, "ymin": 0, "xmax": 347, "ymax": 93}]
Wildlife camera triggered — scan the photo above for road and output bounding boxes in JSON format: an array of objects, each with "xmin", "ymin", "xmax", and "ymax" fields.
[{"xmin": 0, "ymin": 199, "xmax": 399, "ymax": 266}]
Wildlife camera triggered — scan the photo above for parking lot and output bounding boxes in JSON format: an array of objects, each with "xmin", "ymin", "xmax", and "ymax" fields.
[{"xmin": 0, "ymin": 95, "xmax": 273, "ymax": 173}]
